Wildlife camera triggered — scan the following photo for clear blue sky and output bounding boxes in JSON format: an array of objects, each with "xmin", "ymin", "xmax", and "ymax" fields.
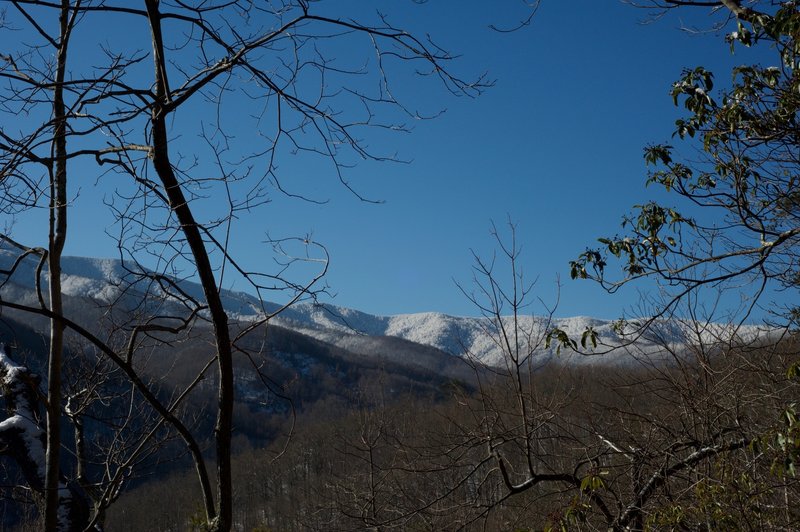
[{"xmin": 5, "ymin": 1, "xmax": 774, "ymax": 319}]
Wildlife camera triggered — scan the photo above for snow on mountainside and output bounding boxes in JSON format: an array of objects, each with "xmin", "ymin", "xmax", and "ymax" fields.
[
  {"xmin": 0, "ymin": 250, "xmax": 280, "ymax": 319},
  {"xmin": 0, "ymin": 250, "xmax": 772, "ymax": 366}
]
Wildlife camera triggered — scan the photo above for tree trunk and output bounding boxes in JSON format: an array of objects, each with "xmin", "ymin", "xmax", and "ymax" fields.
[
  {"xmin": 144, "ymin": 2, "xmax": 234, "ymax": 528},
  {"xmin": 45, "ymin": 1, "xmax": 71, "ymax": 528}
]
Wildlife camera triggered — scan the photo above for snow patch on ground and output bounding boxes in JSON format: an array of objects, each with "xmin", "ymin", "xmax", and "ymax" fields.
[{"xmin": 0, "ymin": 345, "xmax": 46, "ymax": 481}]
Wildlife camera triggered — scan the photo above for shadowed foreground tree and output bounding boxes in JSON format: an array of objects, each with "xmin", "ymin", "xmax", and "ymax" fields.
[{"xmin": 0, "ymin": 1, "xmax": 483, "ymax": 529}]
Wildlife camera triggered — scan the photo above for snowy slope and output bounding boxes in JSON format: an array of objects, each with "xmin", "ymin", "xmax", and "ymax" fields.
[{"xmin": 0, "ymin": 250, "xmax": 771, "ymax": 366}]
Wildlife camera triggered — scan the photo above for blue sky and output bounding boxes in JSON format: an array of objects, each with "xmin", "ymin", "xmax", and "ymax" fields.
[
  {"xmin": 251, "ymin": 0, "xmax": 763, "ymax": 319},
  {"xmin": 4, "ymin": 1, "xmax": 777, "ymax": 319}
]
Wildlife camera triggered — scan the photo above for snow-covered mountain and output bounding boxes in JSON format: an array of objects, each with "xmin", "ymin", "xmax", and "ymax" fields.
[{"xmin": 0, "ymin": 250, "xmax": 770, "ymax": 366}]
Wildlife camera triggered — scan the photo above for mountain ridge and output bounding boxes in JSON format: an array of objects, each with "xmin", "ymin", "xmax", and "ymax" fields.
[{"xmin": 0, "ymin": 250, "xmax": 770, "ymax": 366}]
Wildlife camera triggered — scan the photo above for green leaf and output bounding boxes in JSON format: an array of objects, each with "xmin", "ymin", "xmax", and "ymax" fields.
[{"xmin": 581, "ymin": 328, "xmax": 598, "ymax": 349}]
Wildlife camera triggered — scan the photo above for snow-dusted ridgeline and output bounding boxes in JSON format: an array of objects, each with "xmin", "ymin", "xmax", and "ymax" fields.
[{"xmin": 0, "ymin": 250, "xmax": 774, "ymax": 367}]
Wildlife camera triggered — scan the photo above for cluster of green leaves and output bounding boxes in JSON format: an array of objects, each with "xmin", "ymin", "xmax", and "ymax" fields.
[
  {"xmin": 748, "ymin": 368, "xmax": 800, "ymax": 487},
  {"xmin": 754, "ymin": 403, "xmax": 800, "ymax": 478},
  {"xmin": 542, "ymin": 470, "xmax": 608, "ymax": 532},
  {"xmin": 544, "ymin": 326, "xmax": 598, "ymax": 354},
  {"xmin": 571, "ymin": 1, "xmax": 800, "ymax": 318},
  {"xmin": 569, "ymin": 201, "xmax": 691, "ymax": 282},
  {"xmin": 672, "ymin": 66, "xmax": 715, "ymax": 139},
  {"xmin": 646, "ymin": 471, "xmax": 764, "ymax": 530},
  {"xmin": 579, "ymin": 469, "xmax": 607, "ymax": 493}
]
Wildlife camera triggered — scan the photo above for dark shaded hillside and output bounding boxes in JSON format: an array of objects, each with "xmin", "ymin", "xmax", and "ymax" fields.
[
  {"xmin": 0, "ymin": 307, "xmax": 474, "ymax": 441},
  {"xmin": 0, "ymin": 307, "xmax": 476, "ymax": 529},
  {"xmin": 136, "ymin": 321, "xmax": 474, "ymax": 443}
]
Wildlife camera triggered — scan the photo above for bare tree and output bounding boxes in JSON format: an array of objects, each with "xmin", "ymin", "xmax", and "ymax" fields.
[
  {"xmin": 397, "ymin": 224, "xmax": 800, "ymax": 530},
  {"xmin": 0, "ymin": 1, "xmax": 483, "ymax": 529},
  {"xmin": 0, "ymin": 1, "xmax": 95, "ymax": 526}
]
